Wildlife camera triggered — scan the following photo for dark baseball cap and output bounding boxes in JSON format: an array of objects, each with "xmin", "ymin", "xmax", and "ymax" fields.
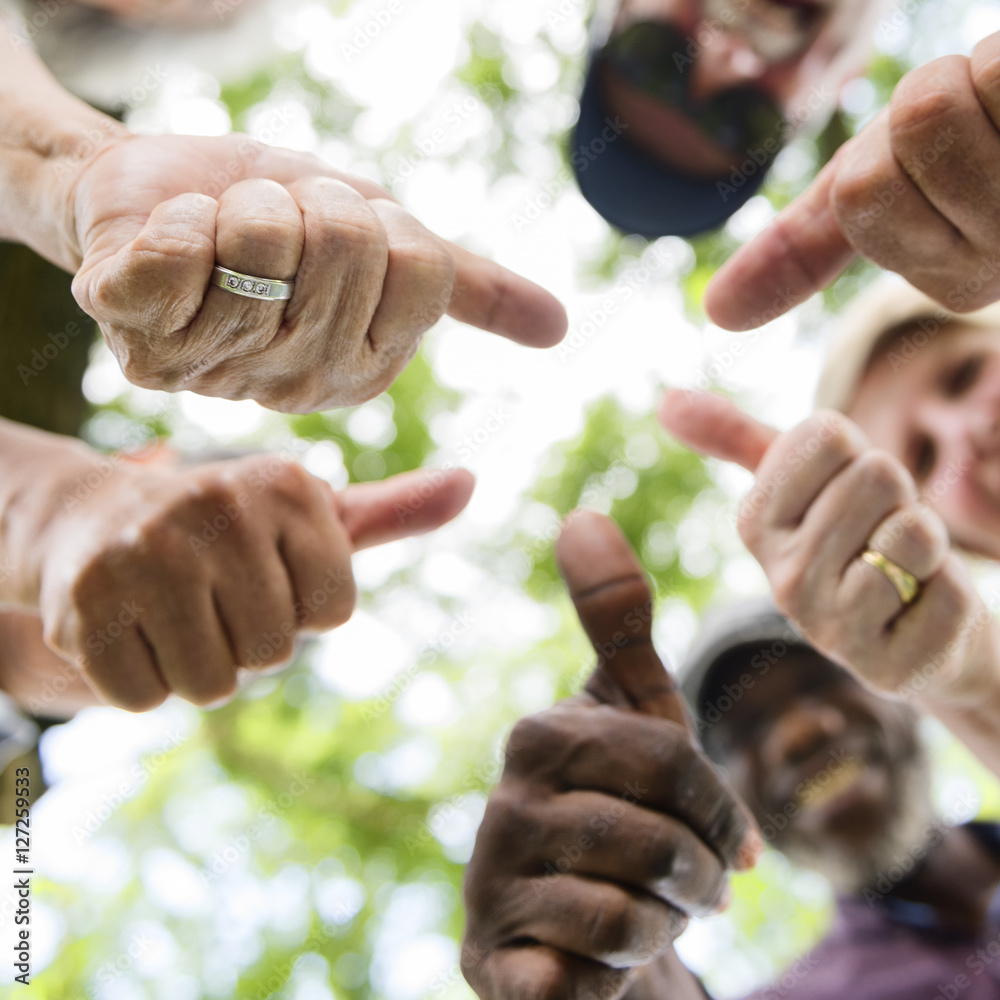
[{"xmin": 572, "ymin": 58, "xmax": 769, "ymax": 238}]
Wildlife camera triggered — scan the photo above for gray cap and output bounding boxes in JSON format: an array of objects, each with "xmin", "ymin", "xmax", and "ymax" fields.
[
  {"xmin": 679, "ymin": 597, "xmax": 806, "ymax": 735},
  {"xmin": 815, "ymin": 277, "xmax": 1000, "ymax": 414}
]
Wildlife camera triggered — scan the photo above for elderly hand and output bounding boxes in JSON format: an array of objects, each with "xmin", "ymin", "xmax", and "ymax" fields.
[
  {"xmin": 28, "ymin": 452, "xmax": 473, "ymax": 711},
  {"xmin": 659, "ymin": 390, "xmax": 1000, "ymax": 706},
  {"xmin": 61, "ymin": 133, "xmax": 567, "ymax": 411},
  {"xmin": 704, "ymin": 31, "xmax": 1000, "ymax": 331},
  {"xmin": 461, "ymin": 511, "xmax": 760, "ymax": 1000}
]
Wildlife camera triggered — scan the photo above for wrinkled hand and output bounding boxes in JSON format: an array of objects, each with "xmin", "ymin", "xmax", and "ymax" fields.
[
  {"xmin": 705, "ymin": 31, "xmax": 1000, "ymax": 331},
  {"xmin": 461, "ymin": 511, "xmax": 760, "ymax": 1000},
  {"xmin": 34, "ymin": 454, "xmax": 473, "ymax": 711},
  {"xmin": 659, "ymin": 389, "xmax": 1000, "ymax": 704},
  {"xmin": 65, "ymin": 134, "xmax": 567, "ymax": 411}
]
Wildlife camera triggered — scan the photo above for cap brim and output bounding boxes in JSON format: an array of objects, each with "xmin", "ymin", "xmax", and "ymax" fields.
[
  {"xmin": 572, "ymin": 62, "xmax": 769, "ymax": 238},
  {"xmin": 678, "ymin": 597, "xmax": 805, "ymax": 723}
]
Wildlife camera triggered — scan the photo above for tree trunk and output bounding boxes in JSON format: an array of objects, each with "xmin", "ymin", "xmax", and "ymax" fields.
[{"xmin": 0, "ymin": 242, "xmax": 94, "ymax": 437}]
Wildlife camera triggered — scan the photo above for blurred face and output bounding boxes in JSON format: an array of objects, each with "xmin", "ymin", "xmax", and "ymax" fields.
[
  {"xmin": 709, "ymin": 648, "xmax": 929, "ymax": 889},
  {"xmin": 598, "ymin": 0, "xmax": 880, "ymax": 178},
  {"xmin": 849, "ymin": 323, "xmax": 1000, "ymax": 559}
]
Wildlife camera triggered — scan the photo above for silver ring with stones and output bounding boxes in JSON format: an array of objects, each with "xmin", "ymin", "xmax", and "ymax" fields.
[{"xmin": 210, "ymin": 264, "xmax": 294, "ymax": 301}]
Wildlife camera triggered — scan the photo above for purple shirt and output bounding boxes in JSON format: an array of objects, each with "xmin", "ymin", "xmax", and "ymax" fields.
[{"xmin": 744, "ymin": 825, "xmax": 1000, "ymax": 1000}]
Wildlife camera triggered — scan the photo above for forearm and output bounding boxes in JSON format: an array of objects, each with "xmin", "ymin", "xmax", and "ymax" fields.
[
  {"xmin": 0, "ymin": 21, "xmax": 128, "ymax": 269},
  {"xmin": 915, "ymin": 620, "xmax": 1000, "ymax": 779},
  {"xmin": 0, "ymin": 610, "xmax": 99, "ymax": 718},
  {"xmin": 0, "ymin": 417, "xmax": 108, "ymax": 608}
]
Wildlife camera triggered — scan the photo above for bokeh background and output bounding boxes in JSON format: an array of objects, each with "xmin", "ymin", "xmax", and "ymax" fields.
[{"xmin": 6, "ymin": 0, "xmax": 1000, "ymax": 996}]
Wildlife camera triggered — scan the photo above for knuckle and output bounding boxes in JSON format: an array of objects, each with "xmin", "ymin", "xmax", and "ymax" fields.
[
  {"xmin": 971, "ymin": 36, "xmax": 1000, "ymax": 101},
  {"xmin": 736, "ymin": 504, "xmax": 764, "ymax": 551},
  {"xmin": 67, "ymin": 555, "xmax": 119, "ymax": 616},
  {"xmin": 905, "ymin": 509, "xmax": 949, "ymax": 562},
  {"xmin": 889, "ymin": 59, "xmax": 969, "ymax": 139},
  {"xmin": 506, "ymin": 712, "xmax": 558, "ymax": 771},
  {"xmin": 768, "ymin": 561, "xmax": 808, "ymax": 619},
  {"xmin": 308, "ymin": 573, "xmax": 357, "ymax": 631},
  {"xmin": 585, "ymin": 892, "xmax": 635, "ymax": 958},
  {"xmin": 812, "ymin": 410, "xmax": 862, "ymax": 463},
  {"xmin": 267, "ymin": 458, "xmax": 314, "ymax": 497},
  {"xmin": 186, "ymin": 670, "xmax": 238, "ymax": 708},
  {"xmin": 482, "ymin": 785, "xmax": 543, "ymax": 855},
  {"xmin": 116, "ymin": 685, "xmax": 169, "ymax": 714},
  {"xmin": 854, "ymin": 449, "xmax": 911, "ymax": 499},
  {"xmin": 932, "ymin": 556, "xmax": 972, "ymax": 620},
  {"xmin": 118, "ymin": 353, "xmax": 165, "ymax": 390},
  {"xmin": 223, "ymin": 213, "xmax": 302, "ymax": 256},
  {"xmin": 829, "ymin": 160, "xmax": 879, "ymax": 223}
]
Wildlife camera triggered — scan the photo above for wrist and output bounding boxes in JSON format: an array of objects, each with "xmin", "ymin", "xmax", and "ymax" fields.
[
  {"xmin": 0, "ymin": 26, "xmax": 130, "ymax": 270},
  {"xmin": 0, "ymin": 422, "xmax": 112, "ymax": 608}
]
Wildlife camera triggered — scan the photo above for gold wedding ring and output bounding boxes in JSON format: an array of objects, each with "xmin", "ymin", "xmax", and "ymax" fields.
[{"xmin": 860, "ymin": 549, "xmax": 921, "ymax": 606}]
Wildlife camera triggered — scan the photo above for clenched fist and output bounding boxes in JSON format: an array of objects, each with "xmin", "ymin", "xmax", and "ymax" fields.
[
  {"xmin": 1, "ymin": 421, "xmax": 473, "ymax": 711},
  {"xmin": 705, "ymin": 31, "xmax": 1000, "ymax": 330},
  {"xmin": 462, "ymin": 511, "xmax": 760, "ymax": 1000},
  {"xmin": 659, "ymin": 390, "xmax": 1000, "ymax": 719},
  {"xmin": 59, "ymin": 133, "xmax": 567, "ymax": 411}
]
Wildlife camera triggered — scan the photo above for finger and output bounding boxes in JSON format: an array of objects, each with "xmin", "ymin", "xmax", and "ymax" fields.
[
  {"xmin": 888, "ymin": 55, "xmax": 1000, "ymax": 256},
  {"xmin": 657, "ymin": 389, "xmax": 776, "ymax": 472},
  {"xmin": 179, "ymin": 178, "xmax": 304, "ymax": 387},
  {"xmin": 447, "ymin": 241, "xmax": 568, "ymax": 348},
  {"xmin": 335, "ymin": 467, "xmax": 475, "ymax": 551},
  {"xmin": 73, "ymin": 626, "xmax": 170, "ymax": 713},
  {"xmin": 801, "ymin": 450, "xmax": 915, "ymax": 579},
  {"xmin": 514, "ymin": 788, "xmax": 728, "ymax": 917},
  {"xmin": 885, "ymin": 553, "xmax": 976, "ymax": 695},
  {"xmin": 504, "ymin": 873, "xmax": 682, "ymax": 968},
  {"xmin": 137, "ymin": 580, "xmax": 238, "ymax": 706},
  {"xmin": 867, "ymin": 502, "xmax": 950, "ymax": 582},
  {"xmin": 508, "ymin": 706, "xmax": 758, "ymax": 871},
  {"xmin": 72, "ymin": 192, "xmax": 218, "ymax": 352},
  {"xmin": 212, "ymin": 535, "xmax": 299, "ymax": 669},
  {"xmin": 554, "ymin": 509, "xmax": 689, "ymax": 728},
  {"xmin": 230, "ymin": 140, "xmax": 569, "ymax": 348},
  {"xmin": 464, "ymin": 944, "xmax": 631, "ymax": 1000},
  {"xmin": 744, "ymin": 411, "xmax": 869, "ymax": 531},
  {"xmin": 703, "ymin": 152, "xmax": 855, "ymax": 331},
  {"xmin": 278, "ymin": 510, "xmax": 357, "ymax": 633},
  {"xmin": 274, "ymin": 176, "xmax": 389, "ymax": 410},
  {"xmin": 362, "ymin": 198, "xmax": 457, "ymax": 386},
  {"xmin": 824, "ymin": 109, "xmax": 969, "ymax": 296},
  {"xmin": 972, "ymin": 31, "xmax": 1000, "ymax": 127}
]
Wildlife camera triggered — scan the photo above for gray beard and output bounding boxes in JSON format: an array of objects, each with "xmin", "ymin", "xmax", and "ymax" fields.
[{"xmin": 776, "ymin": 752, "xmax": 939, "ymax": 897}]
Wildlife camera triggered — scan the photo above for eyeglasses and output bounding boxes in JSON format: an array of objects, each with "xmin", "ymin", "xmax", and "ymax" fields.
[{"xmin": 600, "ymin": 20, "xmax": 786, "ymax": 162}]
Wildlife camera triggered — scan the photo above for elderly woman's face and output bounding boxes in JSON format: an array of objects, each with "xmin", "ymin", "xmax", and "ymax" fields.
[
  {"xmin": 598, "ymin": 0, "xmax": 879, "ymax": 178},
  {"xmin": 849, "ymin": 323, "xmax": 1000, "ymax": 559}
]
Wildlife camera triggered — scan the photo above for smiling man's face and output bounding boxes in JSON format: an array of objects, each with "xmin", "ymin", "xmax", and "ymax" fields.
[
  {"xmin": 599, "ymin": 0, "xmax": 881, "ymax": 178},
  {"xmin": 706, "ymin": 647, "xmax": 931, "ymax": 890}
]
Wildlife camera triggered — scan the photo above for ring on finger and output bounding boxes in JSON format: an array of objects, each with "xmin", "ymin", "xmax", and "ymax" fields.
[
  {"xmin": 210, "ymin": 264, "xmax": 295, "ymax": 301},
  {"xmin": 860, "ymin": 548, "xmax": 921, "ymax": 606}
]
